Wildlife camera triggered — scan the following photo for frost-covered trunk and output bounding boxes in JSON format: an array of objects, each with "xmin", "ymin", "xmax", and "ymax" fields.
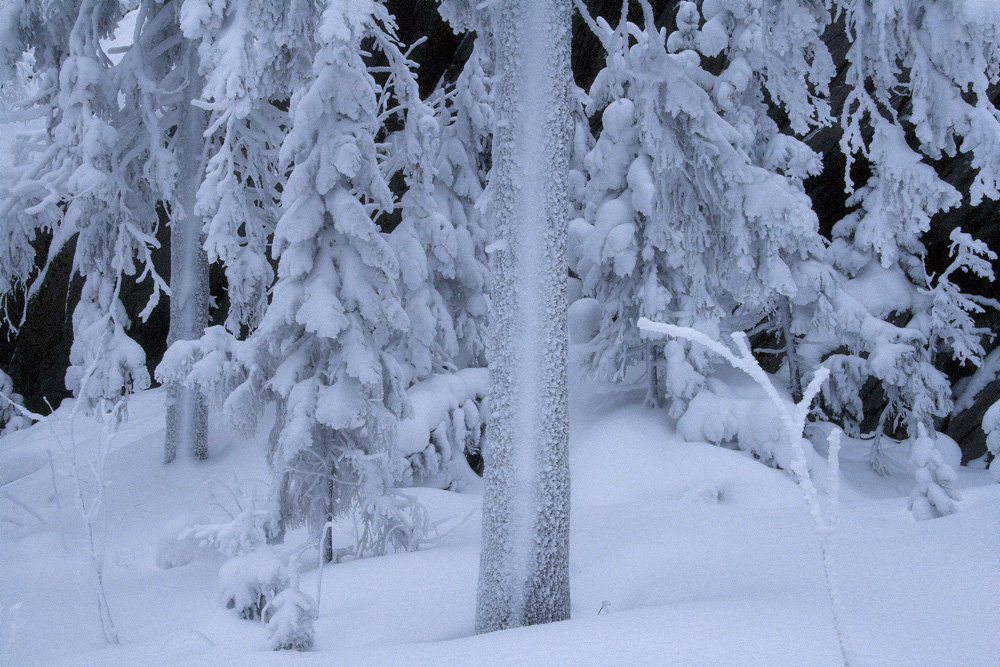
[
  {"xmin": 164, "ymin": 53, "xmax": 209, "ymax": 464},
  {"xmin": 476, "ymin": 0, "xmax": 572, "ymax": 632}
]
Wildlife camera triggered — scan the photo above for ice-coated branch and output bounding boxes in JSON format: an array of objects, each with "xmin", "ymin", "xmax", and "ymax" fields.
[{"xmin": 638, "ymin": 316, "xmax": 853, "ymax": 666}]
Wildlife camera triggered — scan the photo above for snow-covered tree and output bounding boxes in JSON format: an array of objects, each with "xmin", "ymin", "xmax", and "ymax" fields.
[
  {"xmin": 0, "ymin": 1, "xmax": 160, "ymax": 420},
  {"xmin": 180, "ymin": 0, "xmax": 302, "ymax": 334},
  {"xmin": 573, "ymin": 1, "xmax": 824, "ymax": 415},
  {"xmin": 108, "ymin": 0, "xmax": 213, "ymax": 461},
  {"xmin": 909, "ymin": 423, "xmax": 959, "ymax": 519},
  {"xmin": 425, "ymin": 41, "xmax": 493, "ymax": 367},
  {"xmin": 475, "ymin": 0, "xmax": 572, "ymax": 632},
  {"xmin": 385, "ymin": 59, "xmax": 460, "ymax": 387},
  {"xmin": 386, "ymin": 46, "xmax": 493, "ymax": 383},
  {"xmin": 264, "ymin": 572, "xmax": 315, "ymax": 652},
  {"xmin": 689, "ymin": 0, "xmax": 835, "ymax": 401},
  {"xmin": 813, "ymin": 0, "xmax": 1000, "ymax": 512},
  {"xmin": 225, "ymin": 0, "xmax": 418, "ymax": 552}
]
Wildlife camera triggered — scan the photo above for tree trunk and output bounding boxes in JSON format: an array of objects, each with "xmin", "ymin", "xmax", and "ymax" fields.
[
  {"xmin": 781, "ymin": 297, "xmax": 803, "ymax": 404},
  {"xmin": 164, "ymin": 48, "xmax": 209, "ymax": 464},
  {"xmin": 476, "ymin": 0, "xmax": 573, "ymax": 632}
]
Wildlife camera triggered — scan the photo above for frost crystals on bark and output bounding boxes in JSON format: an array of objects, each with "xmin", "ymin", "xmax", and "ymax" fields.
[{"xmin": 475, "ymin": 0, "xmax": 572, "ymax": 633}]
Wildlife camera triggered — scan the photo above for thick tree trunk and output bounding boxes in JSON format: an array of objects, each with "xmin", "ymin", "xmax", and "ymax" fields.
[
  {"xmin": 476, "ymin": 0, "xmax": 573, "ymax": 632},
  {"xmin": 164, "ymin": 49, "xmax": 209, "ymax": 464}
]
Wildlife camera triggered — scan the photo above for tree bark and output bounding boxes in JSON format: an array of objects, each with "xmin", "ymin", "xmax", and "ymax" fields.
[
  {"xmin": 476, "ymin": 0, "xmax": 573, "ymax": 632},
  {"xmin": 164, "ymin": 47, "xmax": 209, "ymax": 463}
]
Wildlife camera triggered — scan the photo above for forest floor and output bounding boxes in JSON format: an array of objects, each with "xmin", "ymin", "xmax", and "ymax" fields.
[{"xmin": 1, "ymin": 347, "xmax": 998, "ymax": 666}]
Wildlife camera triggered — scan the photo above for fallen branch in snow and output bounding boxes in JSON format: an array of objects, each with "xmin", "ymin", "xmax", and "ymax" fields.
[{"xmin": 638, "ymin": 317, "xmax": 854, "ymax": 666}]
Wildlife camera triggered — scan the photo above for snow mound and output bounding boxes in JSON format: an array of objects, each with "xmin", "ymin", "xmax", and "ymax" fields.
[{"xmin": 676, "ymin": 368, "xmax": 818, "ymax": 472}]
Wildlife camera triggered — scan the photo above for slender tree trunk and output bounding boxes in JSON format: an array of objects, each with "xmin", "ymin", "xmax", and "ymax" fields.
[
  {"xmin": 476, "ymin": 0, "xmax": 573, "ymax": 632},
  {"xmin": 164, "ymin": 48, "xmax": 209, "ymax": 463},
  {"xmin": 780, "ymin": 297, "xmax": 803, "ymax": 403},
  {"xmin": 646, "ymin": 342, "xmax": 661, "ymax": 408}
]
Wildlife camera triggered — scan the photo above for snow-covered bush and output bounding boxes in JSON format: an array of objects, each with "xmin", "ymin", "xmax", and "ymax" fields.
[
  {"xmin": 908, "ymin": 424, "xmax": 960, "ymax": 520},
  {"xmin": 157, "ymin": 509, "xmax": 279, "ymax": 570},
  {"xmin": 677, "ymin": 371, "xmax": 818, "ymax": 471},
  {"xmin": 341, "ymin": 474, "xmax": 433, "ymax": 562},
  {"xmin": 985, "ymin": 400, "xmax": 1000, "ymax": 482},
  {"xmin": 0, "ymin": 370, "xmax": 29, "ymax": 436},
  {"xmin": 219, "ymin": 548, "xmax": 289, "ymax": 621},
  {"xmin": 156, "ymin": 478, "xmax": 279, "ymax": 569},
  {"xmin": 156, "ymin": 515, "xmax": 214, "ymax": 570},
  {"xmin": 263, "ymin": 581, "xmax": 315, "ymax": 652}
]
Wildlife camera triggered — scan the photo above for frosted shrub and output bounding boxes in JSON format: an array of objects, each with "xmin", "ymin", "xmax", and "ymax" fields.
[
  {"xmin": 156, "ymin": 515, "xmax": 210, "ymax": 570},
  {"xmin": 157, "ymin": 478, "xmax": 279, "ymax": 568},
  {"xmin": 219, "ymin": 549, "xmax": 289, "ymax": 621},
  {"xmin": 263, "ymin": 574, "xmax": 315, "ymax": 652},
  {"xmin": 352, "ymin": 490, "xmax": 433, "ymax": 560},
  {"xmin": 908, "ymin": 424, "xmax": 960, "ymax": 520}
]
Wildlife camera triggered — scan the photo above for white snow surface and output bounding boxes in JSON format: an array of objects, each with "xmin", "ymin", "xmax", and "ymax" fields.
[{"xmin": 1, "ymin": 348, "xmax": 998, "ymax": 665}]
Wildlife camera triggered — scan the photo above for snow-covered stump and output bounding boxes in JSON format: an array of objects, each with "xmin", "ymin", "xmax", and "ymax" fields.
[
  {"xmin": 476, "ymin": 0, "xmax": 573, "ymax": 633},
  {"xmin": 164, "ymin": 54, "xmax": 210, "ymax": 464}
]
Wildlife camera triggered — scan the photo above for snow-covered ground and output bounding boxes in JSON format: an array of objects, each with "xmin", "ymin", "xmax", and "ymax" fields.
[{"xmin": 1, "ymin": 348, "xmax": 998, "ymax": 666}]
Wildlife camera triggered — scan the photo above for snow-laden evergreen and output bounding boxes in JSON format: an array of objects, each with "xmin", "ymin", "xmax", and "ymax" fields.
[
  {"xmin": 386, "ymin": 43, "xmax": 494, "ymax": 381},
  {"xmin": 573, "ymin": 1, "xmax": 824, "ymax": 416},
  {"xmin": 810, "ymin": 0, "xmax": 1000, "ymax": 515},
  {"xmin": 476, "ymin": 0, "xmax": 572, "ymax": 632},
  {"xmin": 0, "ymin": 2, "xmax": 157, "ymax": 418},
  {"xmin": 181, "ymin": 0, "xmax": 298, "ymax": 334},
  {"xmin": 386, "ymin": 71, "xmax": 461, "ymax": 387},
  {"xmin": 690, "ymin": 0, "xmax": 834, "ymax": 401},
  {"xmin": 221, "ymin": 0, "xmax": 422, "ymax": 552},
  {"xmin": 110, "ymin": 0, "xmax": 214, "ymax": 462}
]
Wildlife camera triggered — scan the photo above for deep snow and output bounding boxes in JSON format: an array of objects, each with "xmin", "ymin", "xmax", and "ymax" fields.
[{"xmin": 1, "ymin": 347, "xmax": 998, "ymax": 666}]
